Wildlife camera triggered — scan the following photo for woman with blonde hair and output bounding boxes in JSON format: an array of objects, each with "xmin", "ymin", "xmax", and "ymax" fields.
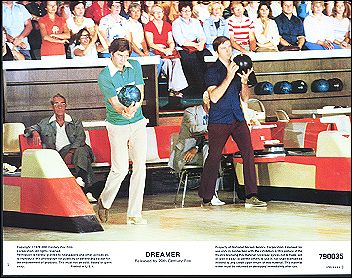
[
  {"xmin": 162, "ymin": 1, "xmax": 180, "ymax": 23},
  {"xmin": 304, "ymin": 1, "xmax": 341, "ymax": 49},
  {"xmin": 203, "ymin": 1, "xmax": 230, "ymax": 53}
]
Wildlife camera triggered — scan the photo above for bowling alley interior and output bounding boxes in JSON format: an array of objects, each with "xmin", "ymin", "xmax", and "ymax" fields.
[{"xmin": 3, "ymin": 48, "xmax": 350, "ymax": 241}]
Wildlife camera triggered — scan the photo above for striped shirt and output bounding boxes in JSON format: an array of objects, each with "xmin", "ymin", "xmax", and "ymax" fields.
[{"xmin": 226, "ymin": 15, "xmax": 254, "ymax": 45}]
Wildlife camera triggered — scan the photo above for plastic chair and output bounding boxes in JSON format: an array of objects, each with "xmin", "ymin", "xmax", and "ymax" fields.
[
  {"xmin": 276, "ymin": 110, "xmax": 290, "ymax": 122},
  {"xmin": 247, "ymin": 98, "xmax": 266, "ymax": 122},
  {"xmin": 3, "ymin": 123, "xmax": 25, "ymax": 153}
]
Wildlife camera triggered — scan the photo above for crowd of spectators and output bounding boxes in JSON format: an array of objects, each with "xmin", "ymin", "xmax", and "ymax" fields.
[{"xmin": 2, "ymin": 1, "xmax": 351, "ymax": 97}]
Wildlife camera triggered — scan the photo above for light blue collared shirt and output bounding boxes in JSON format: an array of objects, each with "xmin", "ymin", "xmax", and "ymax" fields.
[
  {"xmin": 203, "ymin": 16, "xmax": 230, "ymax": 52},
  {"xmin": 172, "ymin": 17, "xmax": 206, "ymax": 50},
  {"xmin": 2, "ymin": 2, "xmax": 32, "ymax": 50}
]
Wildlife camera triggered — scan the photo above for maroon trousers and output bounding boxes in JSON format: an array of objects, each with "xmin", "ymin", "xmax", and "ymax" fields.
[{"xmin": 199, "ymin": 120, "xmax": 258, "ymax": 200}]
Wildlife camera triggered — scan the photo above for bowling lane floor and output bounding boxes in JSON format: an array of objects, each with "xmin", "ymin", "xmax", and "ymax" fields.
[{"xmin": 3, "ymin": 191, "xmax": 351, "ymax": 241}]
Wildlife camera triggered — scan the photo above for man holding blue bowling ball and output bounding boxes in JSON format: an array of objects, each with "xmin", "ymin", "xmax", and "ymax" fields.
[
  {"xmin": 97, "ymin": 38, "xmax": 148, "ymax": 225},
  {"xmin": 198, "ymin": 36, "xmax": 267, "ymax": 208}
]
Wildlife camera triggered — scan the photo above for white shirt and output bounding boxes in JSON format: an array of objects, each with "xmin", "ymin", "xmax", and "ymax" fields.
[
  {"xmin": 331, "ymin": 17, "xmax": 350, "ymax": 42},
  {"xmin": 66, "ymin": 17, "xmax": 95, "ymax": 34},
  {"xmin": 72, "ymin": 43, "xmax": 98, "ymax": 59},
  {"xmin": 304, "ymin": 14, "xmax": 334, "ymax": 43},
  {"xmin": 55, "ymin": 123, "xmax": 70, "ymax": 151},
  {"xmin": 49, "ymin": 114, "xmax": 72, "ymax": 151},
  {"xmin": 126, "ymin": 18, "xmax": 145, "ymax": 50},
  {"xmin": 245, "ymin": 5, "xmax": 259, "ymax": 21},
  {"xmin": 254, "ymin": 18, "xmax": 281, "ymax": 48},
  {"xmin": 99, "ymin": 14, "xmax": 128, "ymax": 43}
]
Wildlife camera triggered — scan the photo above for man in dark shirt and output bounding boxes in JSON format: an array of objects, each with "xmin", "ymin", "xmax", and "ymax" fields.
[
  {"xmin": 198, "ymin": 36, "xmax": 267, "ymax": 208},
  {"xmin": 275, "ymin": 1, "xmax": 306, "ymax": 51}
]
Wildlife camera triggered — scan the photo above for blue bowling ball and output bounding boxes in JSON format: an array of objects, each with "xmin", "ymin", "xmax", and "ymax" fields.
[
  {"xmin": 118, "ymin": 85, "xmax": 141, "ymax": 107},
  {"xmin": 311, "ymin": 79, "xmax": 329, "ymax": 93},
  {"xmin": 254, "ymin": 81, "xmax": 274, "ymax": 95},
  {"xmin": 274, "ymin": 81, "xmax": 293, "ymax": 94}
]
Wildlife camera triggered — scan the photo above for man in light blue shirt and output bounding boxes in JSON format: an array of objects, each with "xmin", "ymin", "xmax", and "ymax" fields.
[{"xmin": 2, "ymin": 1, "xmax": 33, "ymax": 59}]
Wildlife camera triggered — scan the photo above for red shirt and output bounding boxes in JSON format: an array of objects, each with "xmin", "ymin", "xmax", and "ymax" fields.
[
  {"xmin": 38, "ymin": 14, "xmax": 66, "ymax": 56},
  {"xmin": 85, "ymin": 1, "xmax": 110, "ymax": 25},
  {"xmin": 144, "ymin": 21, "xmax": 172, "ymax": 47}
]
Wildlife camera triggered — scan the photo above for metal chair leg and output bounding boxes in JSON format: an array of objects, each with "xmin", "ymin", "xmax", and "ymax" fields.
[
  {"xmin": 181, "ymin": 172, "xmax": 188, "ymax": 208},
  {"xmin": 174, "ymin": 170, "xmax": 186, "ymax": 205}
]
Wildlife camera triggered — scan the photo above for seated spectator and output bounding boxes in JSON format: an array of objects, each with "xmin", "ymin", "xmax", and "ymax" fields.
[
  {"xmin": 192, "ymin": 1, "xmax": 211, "ymax": 24},
  {"xmin": 331, "ymin": 1, "xmax": 351, "ymax": 48},
  {"xmin": 226, "ymin": 1, "xmax": 256, "ymax": 53},
  {"xmin": 24, "ymin": 93, "xmax": 96, "ymax": 201},
  {"xmin": 269, "ymin": 1, "xmax": 283, "ymax": 18},
  {"xmin": 141, "ymin": 1, "xmax": 155, "ymax": 25},
  {"xmin": 304, "ymin": 1, "xmax": 341, "ymax": 50},
  {"xmin": 67, "ymin": 1, "xmax": 95, "ymax": 36},
  {"xmin": 222, "ymin": 1, "xmax": 232, "ymax": 19},
  {"xmin": 275, "ymin": 1, "xmax": 306, "ymax": 51},
  {"xmin": 172, "ymin": 1, "xmax": 212, "ymax": 98},
  {"xmin": 245, "ymin": 1, "xmax": 260, "ymax": 21},
  {"xmin": 2, "ymin": 27, "xmax": 25, "ymax": 61},
  {"xmin": 24, "ymin": 1, "xmax": 47, "ymax": 60},
  {"xmin": 2, "ymin": 1, "xmax": 33, "ymax": 60},
  {"xmin": 120, "ymin": 1, "xmax": 131, "ymax": 19},
  {"xmin": 72, "ymin": 26, "xmax": 108, "ymax": 59},
  {"xmin": 67, "ymin": 1, "xmax": 96, "ymax": 59},
  {"xmin": 162, "ymin": 1, "xmax": 180, "ymax": 23},
  {"xmin": 324, "ymin": 0, "xmax": 334, "ymax": 16},
  {"xmin": 99, "ymin": 1, "xmax": 128, "ymax": 58},
  {"xmin": 126, "ymin": 3, "xmax": 150, "ymax": 56},
  {"xmin": 168, "ymin": 92, "xmax": 227, "ymax": 206},
  {"xmin": 145, "ymin": 4, "xmax": 188, "ymax": 99},
  {"xmin": 57, "ymin": 1, "xmax": 72, "ymax": 20},
  {"xmin": 38, "ymin": 1, "xmax": 70, "ymax": 60},
  {"xmin": 85, "ymin": 1, "xmax": 110, "ymax": 25},
  {"xmin": 203, "ymin": 1, "xmax": 230, "ymax": 53},
  {"xmin": 254, "ymin": 2, "xmax": 280, "ymax": 52},
  {"xmin": 295, "ymin": 1, "xmax": 312, "ymax": 21}
]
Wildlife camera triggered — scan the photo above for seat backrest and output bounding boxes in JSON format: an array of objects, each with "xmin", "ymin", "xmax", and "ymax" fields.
[
  {"xmin": 87, "ymin": 129, "xmax": 111, "ymax": 164},
  {"xmin": 3, "ymin": 123, "xmax": 26, "ymax": 153},
  {"xmin": 275, "ymin": 110, "xmax": 290, "ymax": 122},
  {"xmin": 19, "ymin": 134, "xmax": 43, "ymax": 153},
  {"xmin": 154, "ymin": 125, "xmax": 181, "ymax": 159},
  {"xmin": 247, "ymin": 98, "xmax": 266, "ymax": 122}
]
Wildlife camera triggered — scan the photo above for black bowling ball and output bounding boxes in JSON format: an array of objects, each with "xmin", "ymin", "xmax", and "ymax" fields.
[
  {"xmin": 274, "ymin": 81, "xmax": 293, "ymax": 94},
  {"xmin": 291, "ymin": 80, "xmax": 308, "ymax": 93},
  {"xmin": 233, "ymin": 54, "xmax": 253, "ymax": 72},
  {"xmin": 328, "ymin": 78, "xmax": 343, "ymax": 91},
  {"xmin": 233, "ymin": 54, "xmax": 257, "ymax": 87},
  {"xmin": 311, "ymin": 79, "xmax": 330, "ymax": 93},
  {"xmin": 254, "ymin": 81, "xmax": 274, "ymax": 95}
]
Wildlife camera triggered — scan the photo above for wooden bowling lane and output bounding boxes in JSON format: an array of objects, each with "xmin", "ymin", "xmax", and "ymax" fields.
[{"xmin": 3, "ymin": 191, "xmax": 350, "ymax": 241}]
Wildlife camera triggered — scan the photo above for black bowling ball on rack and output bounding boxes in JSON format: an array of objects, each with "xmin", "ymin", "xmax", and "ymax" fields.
[
  {"xmin": 291, "ymin": 80, "xmax": 308, "ymax": 93},
  {"xmin": 233, "ymin": 54, "xmax": 257, "ymax": 87},
  {"xmin": 328, "ymin": 78, "xmax": 343, "ymax": 91}
]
